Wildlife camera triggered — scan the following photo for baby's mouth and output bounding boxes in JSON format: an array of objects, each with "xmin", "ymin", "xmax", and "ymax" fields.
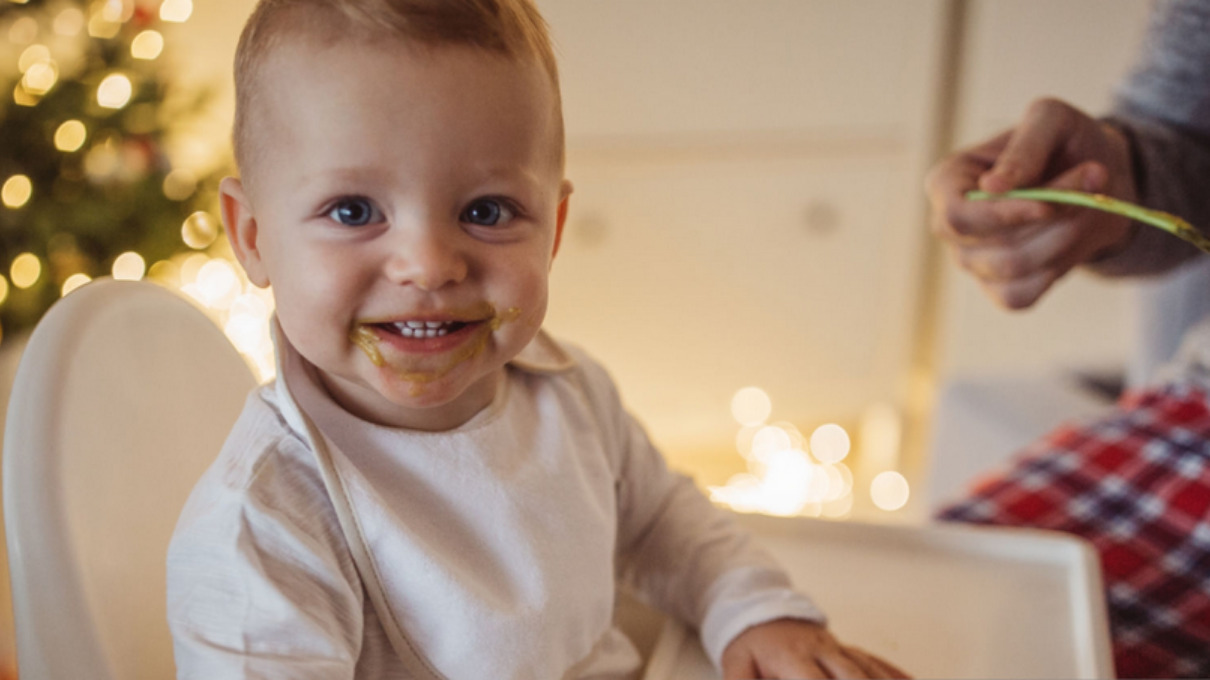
[{"xmin": 375, "ymin": 320, "xmax": 473, "ymax": 339}]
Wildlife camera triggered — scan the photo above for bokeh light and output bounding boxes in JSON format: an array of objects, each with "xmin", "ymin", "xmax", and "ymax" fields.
[
  {"xmin": 17, "ymin": 44, "xmax": 49, "ymax": 72},
  {"xmin": 163, "ymin": 169, "xmax": 198, "ymax": 201},
  {"xmin": 54, "ymin": 120, "xmax": 88, "ymax": 152},
  {"xmin": 61, "ymin": 273, "xmax": 91, "ymax": 296},
  {"xmin": 750, "ymin": 425, "xmax": 793, "ymax": 461},
  {"xmin": 21, "ymin": 60, "xmax": 58, "ymax": 95},
  {"xmin": 112, "ymin": 251, "xmax": 146, "ymax": 280},
  {"xmin": 181, "ymin": 211, "xmax": 219, "ymax": 249},
  {"xmin": 184, "ymin": 258, "xmax": 239, "ymax": 308},
  {"xmin": 159, "ymin": 0, "xmax": 193, "ymax": 22},
  {"xmin": 87, "ymin": 11, "xmax": 120, "ymax": 39},
  {"xmin": 97, "ymin": 73, "xmax": 133, "ymax": 109},
  {"xmin": 730, "ymin": 386, "xmax": 772, "ymax": 426},
  {"xmin": 764, "ymin": 450, "xmax": 818, "ymax": 515},
  {"xmin": 2, "ymin": 175, "xmax": 33, "ymax": 209},
  {"xmin": 100, "ymin": 0, "xmax": 133, "ymax": 23},
  {"xmin": 54, "ymin": 8, "xmax": 86, "ymax": 36},
  {"xmin": 13, "ymin": 82, "xmax": 39, "ymax": 107},
  {"xmin": 130, "ymin": 30, "xmax": 164, "ymax": 60},
  {"xmin": 809, "ymin": 423, "xmax": 851, "ymax": 464},
  {"xmin": 147, "ymin": 259, "xmax": 179, "ymax": 285},
  {"xmin": 178, "ymin": 252, "xmax": 210, "ymax": 285},
  {"xmin": 10, "ymin": 253, "xmax": 42, "ymax": 289},
  {"xmin": 871, "ymin": 471, "xmax": 911, "ymax": 511}
]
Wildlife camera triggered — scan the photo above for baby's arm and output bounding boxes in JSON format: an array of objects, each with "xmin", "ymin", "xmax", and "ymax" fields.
[
  {"xmin": 609, "ymin": 412, "xmax": 821, "ymax": 665},
  {"xmin": 166, "ymin": 426, "xmax": 364, "ymax": 680},
  {"xmin": 591, "ymin": 370, "xmax": 905, "ymax": 677}
]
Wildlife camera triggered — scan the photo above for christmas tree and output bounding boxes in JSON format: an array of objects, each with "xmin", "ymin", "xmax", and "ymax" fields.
[{"xmin": 0, "ymin": 0, "xmax": 224, "ymax": 341}]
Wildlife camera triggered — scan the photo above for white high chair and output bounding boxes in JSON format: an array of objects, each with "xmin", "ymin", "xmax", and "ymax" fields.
[
  {"xmin": 2, "ymin": 278, "xmax": 256, "ymax": 680},
  {"xmin": 0, "ymin": 277, "xmax": 1117, "ymax": 680},
  {"xmin": 640, "ymin": 513, "xmax": 1115, "ymax": 680}
]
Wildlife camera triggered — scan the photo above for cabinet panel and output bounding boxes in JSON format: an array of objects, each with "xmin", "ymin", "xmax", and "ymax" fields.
[
  {"xmin": 538, "ymin": 0, "xmax": 944, "ymax": 142},
  {"xmin": 547, "ymin": 152, "xmax": 920, "ymax": 452},
  {"xmin": 955, "ymin": 0, "xmax": 1151, "ymax": 144}
]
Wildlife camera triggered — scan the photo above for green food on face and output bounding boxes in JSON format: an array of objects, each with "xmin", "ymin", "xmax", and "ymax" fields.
[{"xmin": 966, "ymin": 188, "xmax": 1210, "ymax": 255}]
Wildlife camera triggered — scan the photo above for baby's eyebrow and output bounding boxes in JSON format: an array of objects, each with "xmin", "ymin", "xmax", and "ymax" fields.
[
  {"xmin": 470, "ymin": 165, "xmax": 544, "ymax": 192},
  {"xmin": 297, "ymin": 166, "xmax": 384, "ymax": 190}
]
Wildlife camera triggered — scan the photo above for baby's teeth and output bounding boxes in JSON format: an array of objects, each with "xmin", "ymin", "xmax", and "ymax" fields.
[{"xmin": 391, "ymin": 321, "xmax": 451, "ymax": 338}]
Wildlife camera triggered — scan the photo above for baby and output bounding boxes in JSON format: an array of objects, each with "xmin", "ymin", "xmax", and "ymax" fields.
[{"xmin": 166, "ymin": 1, "xmax": 907, "ymax": 678}]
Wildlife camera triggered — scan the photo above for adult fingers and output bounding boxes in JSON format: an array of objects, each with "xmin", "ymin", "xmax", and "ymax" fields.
[
  {"xmin": 935, "ymin": 156, "xmax": 1098, "ymax": 244},
  {"xmin": 951, "ymin": 218, "xmax": 1082, "ymax": 284},
  {"xmin": 926, "ymin": 146, "xmax": 1052, "ymax": 241},
  {"xmin": 932, "ymin": 196, "xmax": 1052, "ymax": 243},
  {"xmin": 925, "ymin": 130, "xmax": 1020, "ymax": 211},
  {"xmin": 978, "ymin": 268, "xmax": 1062, "ymax": 310},
  {"xmin": 951, "ymin": 159, "xmax": 1121, "ymax": 285},
  {"xmin": 979, "ymin": 97, "xmax": 1085, "ymax": 193}
]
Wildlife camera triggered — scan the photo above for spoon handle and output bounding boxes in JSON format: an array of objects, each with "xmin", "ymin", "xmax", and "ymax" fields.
[{"xmin": 966, "ymin": 188, "xmax": 1210, "ymax": 255}]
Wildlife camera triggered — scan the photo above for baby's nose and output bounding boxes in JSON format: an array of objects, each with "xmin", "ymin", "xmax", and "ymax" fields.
[{"xmin": 383, "ymin": 227, "xmax": 469, "ymax": 291}]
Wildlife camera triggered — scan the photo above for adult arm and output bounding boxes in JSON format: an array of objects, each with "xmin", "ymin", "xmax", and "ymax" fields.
[{"xmin": 1093, "ymin": 0, "xmax": 1210, "ymax": 276}]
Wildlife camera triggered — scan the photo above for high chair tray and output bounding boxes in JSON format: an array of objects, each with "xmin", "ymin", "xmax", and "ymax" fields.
[{"xmin": 642, "ymin": 514, "xmax": 1112, "ymax": 680}]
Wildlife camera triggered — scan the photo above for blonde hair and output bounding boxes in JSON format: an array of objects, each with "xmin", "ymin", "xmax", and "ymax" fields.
[{"xmin": 231, "ymin": 0, "xmax": 563, "ymax": 174}]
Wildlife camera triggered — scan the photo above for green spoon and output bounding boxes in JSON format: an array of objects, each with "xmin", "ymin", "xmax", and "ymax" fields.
[{"xmin": 966, "ymin": 188, "xmax": 1210, "ymax": 255}]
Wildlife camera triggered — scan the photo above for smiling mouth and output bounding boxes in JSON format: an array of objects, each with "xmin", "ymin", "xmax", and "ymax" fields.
[
  {"xmin": 376, "ymin": 320, "xmax": 473, "ymax": 339},
  {"xmin": 349, "ymin": 305, "xmax": 522, "ymax": 395}
]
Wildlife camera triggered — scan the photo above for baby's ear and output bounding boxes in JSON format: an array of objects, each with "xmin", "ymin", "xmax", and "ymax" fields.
[
  {"xmin": 219, "ymin": 177, "xmax": 270, "ymax": 288},
  {"xmin": 551, "ymin": 179, "xmax": 574, "ymax": 261}
]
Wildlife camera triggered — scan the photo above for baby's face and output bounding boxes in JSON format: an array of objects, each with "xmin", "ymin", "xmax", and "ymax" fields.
[{"xmin": 224, "ymin": 37, "xmax": 570, "ymax": 430}]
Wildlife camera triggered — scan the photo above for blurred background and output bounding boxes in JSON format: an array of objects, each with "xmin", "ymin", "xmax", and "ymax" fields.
[{"xmin": 0, "ymin": 0, "xmax": 1158, "ymax": 675}]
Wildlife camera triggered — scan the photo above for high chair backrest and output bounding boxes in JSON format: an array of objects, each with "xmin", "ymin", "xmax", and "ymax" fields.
[{"xmin": 2, "ymin": 278, "xmax": 257, "ymax": 680}]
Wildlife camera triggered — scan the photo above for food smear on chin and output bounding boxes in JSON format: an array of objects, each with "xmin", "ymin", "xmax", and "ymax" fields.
[{"xmin": 349, "ymin": 305, "xmax": 522, "ymax": 396}]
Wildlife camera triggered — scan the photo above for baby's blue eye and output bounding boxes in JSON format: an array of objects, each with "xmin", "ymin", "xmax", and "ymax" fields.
[
  {"xmin": 328, "ymin": 198, "xmax": 381, "ymax": 226},
  {"xmin": 461, "ymin": 198, "xmax": 513, "ymax": 226}
]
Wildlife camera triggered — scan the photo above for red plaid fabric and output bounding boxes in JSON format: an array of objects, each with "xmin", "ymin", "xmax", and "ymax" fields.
[{"xmin": 937, "ymin": 381, "xmax": 1210, "ymax": 679}]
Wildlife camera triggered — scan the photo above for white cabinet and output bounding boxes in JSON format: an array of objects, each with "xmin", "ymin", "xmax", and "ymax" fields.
[
  {"xmin": 539, "ymin": 0, "xmax": 951, "ymax": 454},
  {"xmin": 550, "ymin": 153, "xmax": 918, "ymax": 451},
  {"xmin": 541, "ymin": 0, "xmax": 943, "ymax": 140}
]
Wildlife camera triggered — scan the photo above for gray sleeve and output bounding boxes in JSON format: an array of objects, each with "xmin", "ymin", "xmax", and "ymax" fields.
[{"xmin": 1091, "ymin": 0, "xmax": 1210, "ymax": 276}]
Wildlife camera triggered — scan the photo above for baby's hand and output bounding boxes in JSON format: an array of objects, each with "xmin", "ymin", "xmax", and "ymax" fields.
[{"xmin": 720, "ymin": 618, "xmax": 909, "ymax": 679}]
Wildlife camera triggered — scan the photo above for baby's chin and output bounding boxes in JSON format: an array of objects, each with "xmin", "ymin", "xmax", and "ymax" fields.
[{"xmin": 355, "ymin": 361, "xmax": 506, "ymax": 430}]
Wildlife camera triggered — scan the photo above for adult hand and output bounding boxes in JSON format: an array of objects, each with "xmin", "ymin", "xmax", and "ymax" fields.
[
  {"xmin": 925, "ymin": 97, "xmax": 1137, "ymax": 309},
  {"xmin": 720, "ymin": 618, "xmax": 910, "ymax": 679}
]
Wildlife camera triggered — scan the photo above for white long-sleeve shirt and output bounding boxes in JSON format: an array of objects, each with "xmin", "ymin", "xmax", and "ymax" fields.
[{"xmin": 167, "ymin": 328, "xmax": 824, "ymax": 679}]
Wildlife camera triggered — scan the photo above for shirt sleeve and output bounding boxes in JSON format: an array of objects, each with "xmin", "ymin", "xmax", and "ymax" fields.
[
  {"xmin": 1093, "ymin": 0, "xmax": 1210, "ymax": 276},
  {"xmin": 166, "ymin": 413, "xmax": 364, "ymax": 680},
  {"xmin": 574, "ymin": 355, "xmax": 825, "ymax": 670}
]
